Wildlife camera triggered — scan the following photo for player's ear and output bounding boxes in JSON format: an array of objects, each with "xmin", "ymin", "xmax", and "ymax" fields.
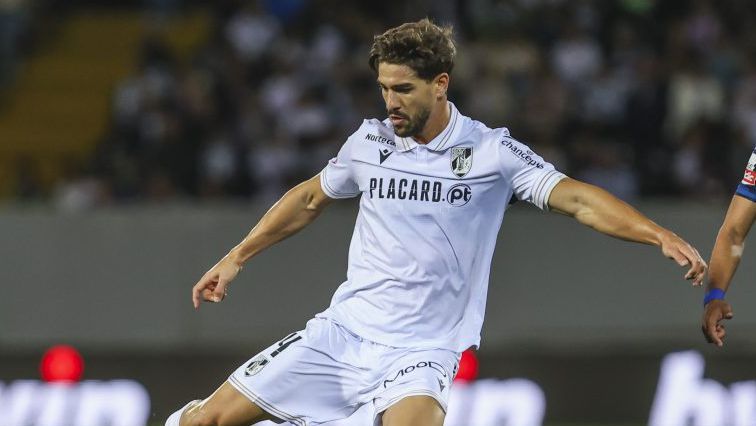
[{"xmin": 434, "ymin": 73, "xmax": 449, "ymax": 99}]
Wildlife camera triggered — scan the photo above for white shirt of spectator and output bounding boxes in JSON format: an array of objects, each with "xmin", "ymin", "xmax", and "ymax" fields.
[{"xmin": 318, "ymin": 102, "xmax": 566, "ymax": 352}]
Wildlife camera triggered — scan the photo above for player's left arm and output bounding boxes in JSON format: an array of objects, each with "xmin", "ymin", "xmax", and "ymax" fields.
[
  {"xmin": 547, "ymin": 178, "xmax": 707, "ymax": 285},
  {"xmin": 702, "ymin": 194, "xmax": 756, "ymax": 346}
]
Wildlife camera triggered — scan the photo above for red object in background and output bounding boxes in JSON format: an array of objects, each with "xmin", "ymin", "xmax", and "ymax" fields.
[
  {"xmin": 40, "ymin": 345, "xmax": 84, "ymax": 382},
  {"xmin": 454, "ymin": 349, "xmax": 479, "ymax": 382}
]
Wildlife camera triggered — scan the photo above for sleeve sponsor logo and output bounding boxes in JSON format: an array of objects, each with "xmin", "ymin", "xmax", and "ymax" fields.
[
  {"xmin": 742, "ymin": 151, "xmax": 756, "ymax": 185},
  {"xmin": 743, "ymin": 169, "xmax": 756, "ymax": 186},
  {"xmin": 501, "ymin": 138, "xmax": 544, "ymax": 169}
]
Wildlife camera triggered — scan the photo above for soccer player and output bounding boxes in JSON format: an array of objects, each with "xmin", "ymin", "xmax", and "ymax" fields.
[
  {"xmin": 701, "ymin": 149, "xmax": 756, "ymax": 347},
  {"xmin": 167, "ymin": 19, "xmax": 706, "ymax": 426}
]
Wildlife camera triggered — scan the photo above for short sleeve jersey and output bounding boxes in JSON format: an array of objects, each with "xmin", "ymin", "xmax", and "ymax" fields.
[
  {"xmin": 736, "ymin": 147, "xmax": 756, "ymax": 202},
  {"xmin": 318, "ymin": 102, "xmax": 567, "ymax": 352}
]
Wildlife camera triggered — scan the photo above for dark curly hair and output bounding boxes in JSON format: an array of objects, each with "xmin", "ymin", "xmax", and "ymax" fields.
[{"xmin": 369, "ymin": 18, "xmax": 456, "ymax": 82}]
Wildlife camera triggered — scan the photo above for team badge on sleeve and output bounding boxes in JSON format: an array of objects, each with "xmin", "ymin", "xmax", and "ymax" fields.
[
  {"xmin": 742, "ymin": 150, "xmax": 756, "ymax": 186},
  {"xmin": 451, "ymin": 147, "xmax": 473, "ymax": 178}
]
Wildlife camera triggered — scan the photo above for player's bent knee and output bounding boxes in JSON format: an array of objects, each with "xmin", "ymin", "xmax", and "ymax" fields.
[
  {"xmin": 381, "ymin": 395, "xmax": 445, "ymax": 426},
  {"xmin": 181, "ymin": 410, "xmax": 218, "ymax": 426},
  {"xmin": 180, "ymin": 382, "xmax": 274, "ymax": 426},
  {"xmin": 185, "ymin": 411, "xmax": 274, "ymax": 426},
  {"xmin": 182, "ymin": 411, "xmax": 246, "ymax": 426}
]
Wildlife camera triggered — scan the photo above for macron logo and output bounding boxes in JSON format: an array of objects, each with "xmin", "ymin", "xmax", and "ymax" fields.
[{"xmin": 379, "ymin": 148, "xmax": 393, "ymax": 164}]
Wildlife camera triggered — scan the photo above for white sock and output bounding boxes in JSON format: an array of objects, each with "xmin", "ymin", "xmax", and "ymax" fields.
[{"xmin": 165, "ymin": 400, "xmax": 201, "ymax": 426}]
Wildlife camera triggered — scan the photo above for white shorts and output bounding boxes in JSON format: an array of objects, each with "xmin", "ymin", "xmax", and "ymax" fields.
[{"xmin": 228, "ymin": 318, "xmax": 460, "ymax": 426}]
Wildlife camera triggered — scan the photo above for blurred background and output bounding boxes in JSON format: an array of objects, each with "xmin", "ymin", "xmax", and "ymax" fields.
[{"xmin": 3, "ymin": 0, "xmax": 756, "ymax": 425}]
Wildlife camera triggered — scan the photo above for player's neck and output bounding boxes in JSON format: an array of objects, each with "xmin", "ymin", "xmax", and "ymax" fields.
[{"xmin": 413, "ymin": 100, "xmax": 450, "ymax": 145}]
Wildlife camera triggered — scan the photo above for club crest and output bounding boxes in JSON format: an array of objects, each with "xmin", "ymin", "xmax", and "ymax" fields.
[
  {"xmin": 451, "ymin": 147, "xmax": 473, "ymax": 178},
  {"xmin": 244, "ymin": 355, "xmax": 269, "ymax": 376}
]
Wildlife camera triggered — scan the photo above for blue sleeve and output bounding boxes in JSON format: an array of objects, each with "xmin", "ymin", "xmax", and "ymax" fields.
[{"xmin": 735, "ymin": 183, "xmax": 756, "ymax": 202}]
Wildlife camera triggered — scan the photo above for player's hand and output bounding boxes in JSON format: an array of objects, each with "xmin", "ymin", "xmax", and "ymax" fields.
[
  {"xmin": 658, "ymin": 232, "xmax": 707, "ymax": 286},
  {"xmin": 702, "ymin": 300, "xmax": 734, "ymax": 347},
  {"xmin": 192, "ymin": 255, "xmax": 243, "ymax": 309}
]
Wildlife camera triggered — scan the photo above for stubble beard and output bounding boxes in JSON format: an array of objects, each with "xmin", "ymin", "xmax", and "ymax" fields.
[{"xmin": 393, "ymin": 106, "xmax": 431, "ymax": 138}]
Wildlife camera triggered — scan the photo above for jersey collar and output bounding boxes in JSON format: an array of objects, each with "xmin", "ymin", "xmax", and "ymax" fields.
[{"xmin": 395, "ymin": 102, "xmax": 462, "ymax": 152}]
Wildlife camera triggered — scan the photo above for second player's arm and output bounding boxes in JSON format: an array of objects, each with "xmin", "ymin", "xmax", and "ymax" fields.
[
  {"xmin": 192, "ymin": 175, "xmax": 334, "ymax": 307},
  {"xmin": 702, "ymin": 195, "xmax": 756, "ymax": 346},
  {"xmin": 547, "ymin": 178, "xmax": 706, "ymax": 285},
  {"xmin": 707, "ymin": 195, "xmax": 756, "ymax": 294}
]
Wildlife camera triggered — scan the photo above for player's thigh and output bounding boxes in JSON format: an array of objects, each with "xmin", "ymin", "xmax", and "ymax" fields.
[
  {"xmin": 182, "ymin": 381, "xmax": 277, "ymax": 426},
  {"xmin": 380, "ymin": 395, "xmax": 445, "ymax": 426}
]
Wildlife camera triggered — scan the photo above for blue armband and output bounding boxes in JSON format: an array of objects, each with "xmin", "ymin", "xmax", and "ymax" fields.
[{"xmin": 704, "ymin": 288, "xmax": 726, "ymax": 306}]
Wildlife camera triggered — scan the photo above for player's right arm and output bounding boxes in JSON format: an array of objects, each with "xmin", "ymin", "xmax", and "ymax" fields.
[
  {"xmin": 192, "ymin": 175, "xmax": 334, "ymax": 308},
  {"xmin": 192, "ymin": 124, "xmax": 362, "ymax": 308},
  {"xmin": 702, "ymin": 195, "xmax": 756, "ymax": 346}
]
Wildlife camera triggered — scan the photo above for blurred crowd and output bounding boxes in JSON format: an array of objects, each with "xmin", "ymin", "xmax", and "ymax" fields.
[
  {"xmin": 17, "ymin": 0, "xmax": 756, "ymax": 208},
  {"xmin": 0, "ymin": 0, "xmax": 31, "ymax": 89}
]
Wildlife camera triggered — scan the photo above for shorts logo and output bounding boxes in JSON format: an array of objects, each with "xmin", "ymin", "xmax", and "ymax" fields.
[
  {"xmin": 244, "ymin": 355, "xmax": 269, "ymax": 376},
  {"xmin": 451, "ymin": 147, "xmax": 473, "ymax": 177},
  {"xmin": 447, "ymin": 184, "xmax": 472, "ymax": 206},
  {"xmin": 383, "ymin": 361, "xmax": 448, "ymax": 388}
]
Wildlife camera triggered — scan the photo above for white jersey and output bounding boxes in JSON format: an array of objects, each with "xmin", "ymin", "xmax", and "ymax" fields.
[{"xmin": 317, "ymin": 102, "xmax": 566, "ymax": 352}]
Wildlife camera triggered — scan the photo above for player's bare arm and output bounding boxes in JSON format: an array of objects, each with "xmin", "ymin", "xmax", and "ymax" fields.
[
  {"xmin": 702, "ymin": 195, "xmax": 756, "ymax": 346},
  {"xmin": 547, "ymin": 178, "xmax": 707, "ymax": 285},
  {"xmin": 192, "ymin": 175, "xmax": 333, "ymax": 308}
]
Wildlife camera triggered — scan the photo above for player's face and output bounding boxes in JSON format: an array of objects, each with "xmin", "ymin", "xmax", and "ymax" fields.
[{"xmin": 377, "ymin": 62, "xmax": 437, "ymax": 138}]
